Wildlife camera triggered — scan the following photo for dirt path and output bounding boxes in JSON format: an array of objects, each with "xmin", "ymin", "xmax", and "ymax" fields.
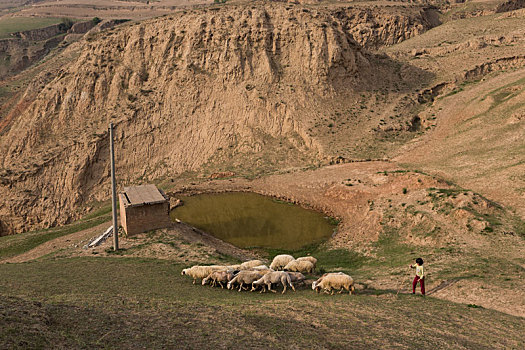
[
  {"xmin": 2, "ymin": 221, "xmax": 112, "ymax": 264},
  {"xmin": 3, "ymin": 219, "xmax": 258, "ymax": 264}
]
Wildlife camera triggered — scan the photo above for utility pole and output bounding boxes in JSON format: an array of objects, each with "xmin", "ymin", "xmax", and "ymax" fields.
[{"xmin": 109, "ymin": 122, "xmax": 119, "ymax": 251}]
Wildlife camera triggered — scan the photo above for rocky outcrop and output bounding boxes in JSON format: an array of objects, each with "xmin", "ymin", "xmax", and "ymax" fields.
[
  {"xmin": 496, "ymin": 0, "xmax": 525, "ymax": 13},
  {"xmin": 0, "ymin": 3, "xmax": 434, "ymax": 235},
  {"xmin": 69, "ymin": 20, "xmax": 97, "ymax": 34},
  {"xmin": 334, "ymin": 6, "xmax": 440, "ymax": 49}
]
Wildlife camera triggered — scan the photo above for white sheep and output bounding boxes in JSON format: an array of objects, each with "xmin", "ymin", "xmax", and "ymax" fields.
[
  {"xmin": 296, "ymin": 256, "xmax": 317, "ymax": 269},
  {"xmin": 202, "ymin": 270, "xmax": 235, "ymax": 288},
  {"xmin": 283, "ymin": 259, "xmax": 315, "ymax": 274},
  {"xmin": 286, "ymin": 272, "xmax": 306, "ymax": 287},
  {"xmin": 312, "ymin": 273, "xmax": 354, "ymax": 295},
  {"xmin": 239, "ymin": 259, "xmax": 265, "ymax": 270},
  {"xmin": 227, "ymin": 270, "xmax": 267, "ymax": 291},
  {"xmin": 251, "ymin": 271, "xmax": 295, "ymax": 294},
  {"xmin": 312, "ymin": 272, "xmax": 345, "ymax": 290},
  {"xmin": 269, "ymin": 254, "xmax": 295, "ymax": 270},
  {"xmin": 251, "ymin": 265, "xmax": 270, "ymax": 271},
  {"xmin": 181, "ymin": 265, "xmax": 226, "ymax": 284}
]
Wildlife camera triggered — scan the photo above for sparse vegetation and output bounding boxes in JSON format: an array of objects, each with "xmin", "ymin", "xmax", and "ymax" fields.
[
  {"xmin": 1, "ymin": 257, "xmax": 523, "ymax": 349},
  {"xmin": 0, "ymin": 215, "xmax": 109, "ymax": 260},
  {"xmin": 0, "ymin": 17, "xmax": 65, "ymax": 38}
]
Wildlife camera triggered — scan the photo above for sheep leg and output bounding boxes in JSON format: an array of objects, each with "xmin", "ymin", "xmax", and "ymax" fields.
[
  {"xmin": 268, "ymin": 284, "xmax": 276, "ymax": 293},
  {"xmin": 238, "ymin": 282, "xmax": 243, "ymax": 292},
  {"xmin": 282, "ymin": 283, "xmax": 287, "ymax": 294},
  {"xmin": 193, "ymin": 279, "xmax": 196, "ymax": 285},
  {"xmin": 219, "ymin": 281, "xmax": 224, "ymax": 289}
]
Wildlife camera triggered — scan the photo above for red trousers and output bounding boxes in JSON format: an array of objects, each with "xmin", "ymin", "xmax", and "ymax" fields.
[{"xmin": 412, "ymin": 276, "xmax": 425, "ymax": 295}]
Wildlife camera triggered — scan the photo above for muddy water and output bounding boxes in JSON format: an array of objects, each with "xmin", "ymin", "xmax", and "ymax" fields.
[{"xmin": 170, "ymin": 192, "xmax": 335, "ymax": 250}]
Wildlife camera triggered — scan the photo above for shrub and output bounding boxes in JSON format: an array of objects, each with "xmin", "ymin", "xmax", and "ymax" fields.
[{"xmin": 60, "ymin": 18, "xmax": 74, "ymax": 30}]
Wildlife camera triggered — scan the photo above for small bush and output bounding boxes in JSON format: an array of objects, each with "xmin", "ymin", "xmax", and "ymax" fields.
[
  {"xmin": 402, "ymin": 188, "xmax": 408, "ymax": 194},
  {"xmin": 60, "ymin": 18, "xmax": 74, "ymax": 30}
]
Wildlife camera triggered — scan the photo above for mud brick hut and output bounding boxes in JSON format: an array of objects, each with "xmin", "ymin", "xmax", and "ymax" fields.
[{"xmin": 119, "ymin": 184, "xmax": 171, "ymax": 235}]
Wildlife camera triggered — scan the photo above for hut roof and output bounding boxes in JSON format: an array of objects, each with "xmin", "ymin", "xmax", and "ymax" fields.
[{"xmin": 121, "ymin": 184, "xmax": 168, "ymax": 208}]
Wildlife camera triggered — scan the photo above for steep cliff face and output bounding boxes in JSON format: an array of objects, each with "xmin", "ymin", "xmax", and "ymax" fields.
[
  {"xmin": 334, "ymin": 6, "xmax": 440, "ymax": 49},
  {"xmin": 0, "ymin": 3, "xmax": 434, "ymax": 235}
]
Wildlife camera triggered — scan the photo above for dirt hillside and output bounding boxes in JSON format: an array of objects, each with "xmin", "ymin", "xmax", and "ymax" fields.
[{"xmin": 0, "ymin": 1, "xmax": 438, "ymax": 235}]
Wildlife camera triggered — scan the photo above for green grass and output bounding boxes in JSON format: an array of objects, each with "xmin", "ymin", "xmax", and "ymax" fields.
[
  {"xmin": 0, "ymin": 257, "xmax": 523, "ymax": 349},
  {"xmin": 0, "ymin": 214, "xmax": 110, "ymax": 260},
  {"xmin": 262, "ymin": 243, "xmax": 367, "ymax": 274},
  {"xmin": 81, "ymin": 203, "xmax": 112, "ymax": 221},
  {"xmin": 0, "ymin": 17, "xmax": 65, "ymax": 38}
]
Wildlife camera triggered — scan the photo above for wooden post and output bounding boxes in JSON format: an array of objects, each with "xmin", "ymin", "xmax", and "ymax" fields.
[{"xmin": 109, "ymin": 123, "xmax": 119, "ymax": 251}]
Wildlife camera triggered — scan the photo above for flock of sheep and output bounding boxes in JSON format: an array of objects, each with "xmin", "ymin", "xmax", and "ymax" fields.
[{"xmin": 181, "ymin": 254, "xmax": 355, "ymax": 295}]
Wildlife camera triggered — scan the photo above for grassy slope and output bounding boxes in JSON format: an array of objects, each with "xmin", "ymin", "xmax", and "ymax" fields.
[
  {"xmin": 0, "ymin": 205, "xmax": 112, "ymax": 260},
  {"xmin": 0, "ymin": 17, "xmax": 64, "ymax": 38},
  {"xmin": 1, "ymin": 257, "xmax": 523, "ymax": 349}
]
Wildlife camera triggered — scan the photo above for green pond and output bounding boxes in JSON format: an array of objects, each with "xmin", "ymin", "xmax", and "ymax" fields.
[{"xmin": 170, "ymin": 192, "xmax": 336, "ymax": 250}]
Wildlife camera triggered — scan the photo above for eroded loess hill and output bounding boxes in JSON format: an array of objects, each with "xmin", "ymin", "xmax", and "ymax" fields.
[{"xmin": 0, "ymin": 2, "xmax": 437, "ymax": 235}]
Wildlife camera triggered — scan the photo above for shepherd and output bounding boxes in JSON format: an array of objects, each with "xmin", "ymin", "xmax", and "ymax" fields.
[{"xmin": 410, "ymin": 257, "xmax": 425, "ymax": 295}]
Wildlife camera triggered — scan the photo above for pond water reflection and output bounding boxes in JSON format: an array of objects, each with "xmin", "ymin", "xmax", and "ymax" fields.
[{"xmin": 170, "ymin": 192, "xmax": 335, "ymax": 250}]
